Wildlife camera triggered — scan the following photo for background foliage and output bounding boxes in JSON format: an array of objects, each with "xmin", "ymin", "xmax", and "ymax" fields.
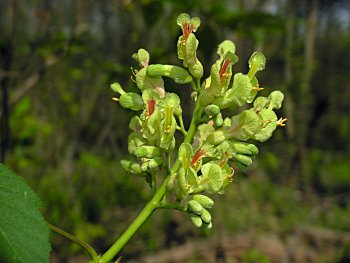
[{"xmin": 1, "ymin": 0, "xmax": 349, "ymax": 262}]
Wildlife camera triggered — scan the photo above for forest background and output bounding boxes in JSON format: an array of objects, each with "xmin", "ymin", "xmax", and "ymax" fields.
[{"xmin": 1, "ymin": 0, "xmax": 350, "ymax": 262}]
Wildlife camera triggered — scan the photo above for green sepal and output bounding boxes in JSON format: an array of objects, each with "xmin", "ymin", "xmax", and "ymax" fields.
[
  {"xmin": 193, "ymin": 194, "xmax": 214, "ymax": 209},
  {"xmin": 229, "ymin": 109, "xmax": 261, "ymax": 141},
  {"xmin": 177, "ymin": 168, "xmax": 188, "ymax": 198},
  {"xmin": 193, "ymin": 124, "xmax": 215, "ymax": 149},
  {"xmin": 253, "ymin": 96, "xmax": 270, "ymax": 112},
  {"xmin": 160, "ymin": 113, "xmax": 177, "ymax": 151},
  {"xmin": 119, "ymin": 92, "xmax": 144, "ymax": 111},
  {"xmin": 111, "ymin": 82, "xmax": 125, "ymax": 95},
  {"xmin": 186, "ymin": 33, "xmax": 203, "ymax": 78},
  {"xmin": 160, "ymin": 93, "xmax": 182, "ymax": 116},
  {"xmin": 134, "ymin": 146, "xmax": 161, "ymax": 159},
  {"xmin": 190, "ymin": 214, "xmax": 202, "ymax": 228},
  {"xmin": 129, "ymin": 116, "xmax": 142, "ymax": 132},
  {"xmin": 146, "ymin": 64, "xmax": 192, "ymax": 84},
  {"xmin": 247, "ymin": 76, "xmax": 260, "ymax": 103},
  {"xmin": 187, "ymin": 200, "xmax": 203, "ymax": 215},
  {"xmin": 199, "ymin": 162, "xmax": 225, "ymax": 194},
  {"xmin": 179, "ymin": 143, "xmax": 193, "ymax": 169},
  {"xmin": 200, "ymin": 208, "xmax": 212, "ymax": 224},
  {"xmin": 268, "ymin": 90, "xmax": 284, "ymax": 110},
  {"xmin": 252, "ymin": 108, "xmax": 278, "ymax": 142},
  {"xmin": 235, "ymin": 154, "xmax": 253, "ymax": 166},
  {"xmin": 206, "ymin": 129, "xmax": 228, "ymax": 146}
]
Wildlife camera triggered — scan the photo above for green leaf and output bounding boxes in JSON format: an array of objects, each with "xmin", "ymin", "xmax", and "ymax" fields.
[
  {"xmin": 200, "ymin": 163, "xmax": 225, "ymax": 194},
  {"xmin": 0, "ymin": 164, "xmax": 51, "ymax": 263}
]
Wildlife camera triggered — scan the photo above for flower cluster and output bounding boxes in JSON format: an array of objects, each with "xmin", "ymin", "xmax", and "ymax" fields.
[{"xmin": 111, "ymin": 13, "xmax": 286, "ymax": 229}]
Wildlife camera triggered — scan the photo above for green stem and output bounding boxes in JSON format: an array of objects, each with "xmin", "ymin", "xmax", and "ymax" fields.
[
  {"xmin": 99, "ymin": 92, "xmax": 203, "ymax": 263},
  {"xmin": 99, "ymin": 177, "xmax": 168, "ymax": 263},
  {"xmin": 48, "ymin": 223, "xmax": 99, "ymax": 262}
]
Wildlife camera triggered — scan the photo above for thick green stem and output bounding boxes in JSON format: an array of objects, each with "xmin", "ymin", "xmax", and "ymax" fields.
[{"xmin": 99, "ymin": 93, "xmax": 203, "ymax": 263}]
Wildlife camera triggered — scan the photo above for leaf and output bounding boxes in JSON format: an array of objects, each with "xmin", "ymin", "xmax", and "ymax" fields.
[
  {"xmin": 0, "ymin": 164, "xmax": 51, "ymax": 263},
  {"xmin": 200, "ymin": 163, "xmax": 225, "ymax": 194}
]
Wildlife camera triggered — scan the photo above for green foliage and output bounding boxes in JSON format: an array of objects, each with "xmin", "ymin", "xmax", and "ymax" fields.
[{"xmin": 0, "ymin": 164, "xmax": 51, "ymax": 263}]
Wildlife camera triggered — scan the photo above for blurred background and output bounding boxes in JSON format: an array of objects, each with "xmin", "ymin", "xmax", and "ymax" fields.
[{"xmin": 1, "ymin": 0, "xmax": 350, "ymax": 262}]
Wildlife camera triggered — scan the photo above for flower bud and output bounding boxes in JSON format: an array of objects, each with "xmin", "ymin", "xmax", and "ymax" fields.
[
  {"xmin": 119, "ymin": 92, "xmax": 144, "ymax": 111},
  {"xmin": 204, "ymin": 104, "xmax": 220, "ymax": 117},
  {"xmin": 110, "ymin": 82, "xmax": 125, "ymax": 95},
  {"xmin": 193, "ymin": 194, "xmax": 214, "ymax": 209},
  {"xmin": 190, "ymin": 214, "xmax": 202, "ymax": 228},
  {"xmin": 147, "ymin": 64, "xmax": 192, "ymax": 84},
  {"xmin": 235, "ymin": 154, "xmax": 253, "ymax": 166},
  {"xmin": 200, "ymin": 208, "xmax": 212, "ymax": 224},
  {"xmin": 187, "ymin": 200, "xmax": 203, "ymax": 215}
]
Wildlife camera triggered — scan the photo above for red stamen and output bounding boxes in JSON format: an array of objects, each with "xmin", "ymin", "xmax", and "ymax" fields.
[
  {"xmin": 191, "ymin": 149, "xmax": 206, "ymax": 166},
  {"xmin": 189, "ymin": 24, "xmax": 194, "ymax": 34},
  {"xmin": 147, "ymin": 99, "xmax": 156, "ymax": 117},
  {"xmin": 219, "ymin": 58, "xmax": 231, "ymax": 81},
  {"xmin": 183, "ymin": 23, "xmax": 189, "ymax": 40}
]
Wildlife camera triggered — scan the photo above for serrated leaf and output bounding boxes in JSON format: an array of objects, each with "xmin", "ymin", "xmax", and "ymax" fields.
[{"xmin": 0, "ymin": 164, "xmax": 51, "ymax": 263}]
